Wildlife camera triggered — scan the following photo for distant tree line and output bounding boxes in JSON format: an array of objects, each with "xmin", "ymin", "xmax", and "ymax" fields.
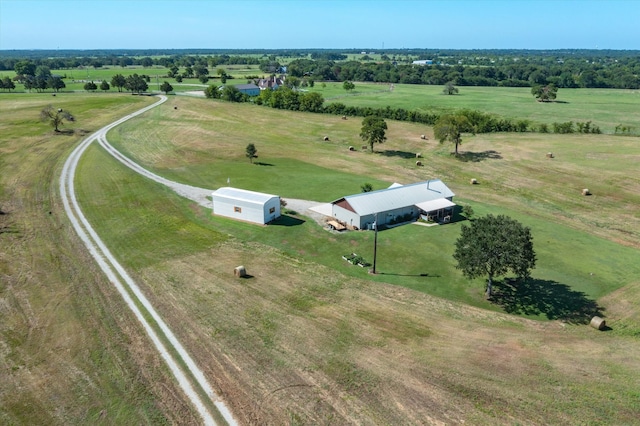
[
  {"xmin": 3, "ymin": 49, "xmax": 640, "ymax": 89},
  {"xmin": 204, "ymin": 84, "xmax": 601, "ymax": 135}
]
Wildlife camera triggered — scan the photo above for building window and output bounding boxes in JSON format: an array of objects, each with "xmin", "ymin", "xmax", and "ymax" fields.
[
  {"xmin": 269, "ymin": 207, "xmax": 275, "ymax": 214},
  {"xmin": 234, "ymin": 206, "xmax": 242, "ymax": 213}
]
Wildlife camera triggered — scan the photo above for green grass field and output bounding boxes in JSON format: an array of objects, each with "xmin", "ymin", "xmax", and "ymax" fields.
[
  {"xmin": 2, "ymin": 90, "xmax": 640, "ymax": 424},
  {"xmin": 99, "ymin": 96, "xmax": 640, "ymax": 318}
]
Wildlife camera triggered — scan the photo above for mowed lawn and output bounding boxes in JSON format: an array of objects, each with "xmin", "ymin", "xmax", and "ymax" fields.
[
  {"xmin": 100, "ymin": 96, "xmax": 640, "ymax": 320},
  {"xmin": 311, "ymin": 82, "xmax": 640, "ymax": 133}
]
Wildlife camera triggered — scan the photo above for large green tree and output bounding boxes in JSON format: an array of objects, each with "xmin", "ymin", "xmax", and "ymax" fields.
[
  {"xmin": 433, "ymin": 114, "xmax": 473, "ymax": 155},
  {"xmin": 453, "ymin": 214, "xmax": 536, "ymax": 298},
  {"xmin": 531, "ymin": 83, "xmax": 558, "ymax": 102},
  {"xmin": 160, "ymin": 81, "xmax": 174, "ymax": 94},
  {"xmin": 111, "ymin": 74, "xmax": 126, "ymax": 92},
  {"xmin": 343, "ymin": 80, "xmax": 355, "ymax": 92},
  {"xmin": 360, "ymin": 116, "xmax": 387, "ymax": 152},
  {"xmin": 48, "ymin": 76, "xmax": 65, "ymax": 92},
  {"xmin": 125, "ymin": 73, "xmax": 148, "ymax": 94}
]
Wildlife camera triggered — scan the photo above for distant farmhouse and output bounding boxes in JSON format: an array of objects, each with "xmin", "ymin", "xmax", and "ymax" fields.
[
  {"xmin": 412, "ymin": 59, "xmax": 434, "ymax": 66},
  {"xmin": 254, "ymin": 75, "xmax": 286, "ymax": 91},
  {"xmin": 326, "ymin": 179, "xmax": 455, "ymax": 230},
  {"xmin": 212, "ymin": 187, "xmax": 281, "ymax": 225}
]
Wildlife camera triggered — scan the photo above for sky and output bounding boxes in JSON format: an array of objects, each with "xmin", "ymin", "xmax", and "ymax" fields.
[{"xmin": 1, "ymin": 0, "xmax": 639, "ymax": 50}]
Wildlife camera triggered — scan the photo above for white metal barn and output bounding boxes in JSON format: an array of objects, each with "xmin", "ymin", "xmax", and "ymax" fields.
[
  {"xmin": 330, "ymin": 179, "xmax": 455, "ymax": 230},
  {"xmin": 211, "ymin": 187, "xmax": 281, "ymax": 225}
]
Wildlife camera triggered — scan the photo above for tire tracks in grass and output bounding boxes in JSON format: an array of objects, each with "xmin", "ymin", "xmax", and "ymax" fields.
[{"xmin": 60, "ymin": 95, "xmax": 237, "ymax": 426}]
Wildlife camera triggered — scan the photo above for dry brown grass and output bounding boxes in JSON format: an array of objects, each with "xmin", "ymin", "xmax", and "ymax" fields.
[
  {"xmin": 0, "ymin": 94, "xmax": 199, "ymax": 424},
  {"xmin": 129, "ymin": 239, "xmax": 640, "ymax": 424}
]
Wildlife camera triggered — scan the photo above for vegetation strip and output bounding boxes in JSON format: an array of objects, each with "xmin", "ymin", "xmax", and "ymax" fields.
[{"xmin": 59, "ymin": 95, "xmax": 237, "ymax": 426}]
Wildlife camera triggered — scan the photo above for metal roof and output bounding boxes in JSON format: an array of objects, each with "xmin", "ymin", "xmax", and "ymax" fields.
[
  {"xmin": 415, "ymin": 198, "xmax": 456, "ymax": 212},
  {"xmin": 335, "ymin": 180, "xmax": 454, "ymax": 216},
  {"xmin": 212, "ymin": 187, "xmax": 278, "ymax": 205}
]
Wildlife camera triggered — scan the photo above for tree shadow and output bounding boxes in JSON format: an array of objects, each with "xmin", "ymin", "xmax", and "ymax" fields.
[
  {"xmin": 456, "ymin": 150, "xmax": 502, "ymax": 162},
  {"xmin": 270, "ymin": 215, "xmax": 305, "ymax": 227},
  {"xmin": 379, "ymin": 150, "xmax": 418, "ymax": 159},
  {"xmin": 491, "ymin": 278, "xmax": 604, "ymax": 323},
  {"xmin": 378, "ymin": 272, "xmax": 440, "ymax": 277},
  {"xmin": 255, "ymin": 162, "xmax": 274, "ymax": 166}
]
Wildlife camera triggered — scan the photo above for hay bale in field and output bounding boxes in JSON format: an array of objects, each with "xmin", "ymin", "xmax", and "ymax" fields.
[
  {"xmin": 420, "ymin": 134, "xmax": 426, "ymax": 140},
  {"xmin": 323, "ymin": 136, "xmax": 329, "ymax": 141},
  {"xmin": 416, "ymin": 153, "xmax": 422, "ymax": 158},
  {"xmin": 342, "ymin": 115, "xmax": 347, "ymax": 120},
  {"xmin": 590, "ymin": 316, "xmax": 606, "ymax": 330},
  {"xmin": 174, "ymin": 106, "xmax": 178, "ymax": 110},
  {"xmin": 470, "ymin": 178, "xmax": 478, "ymax": 185},
  {"xmin": 582, "ymin": 188, "xmax": 591, "ymax": 196},
  {"xmin": 416, "ymin": 161, "xmax": 422, "ymax": 166},
  {"xmin": 349, "ymin": 146, "xmax": 355, "ymax": 151},
  {"xmin": 546, "ymin": 152, "xmax": 554, "ymax": 158},
  {"xmin": 234, "ymin": 265, "xmax": 247, "ymax": 278}
]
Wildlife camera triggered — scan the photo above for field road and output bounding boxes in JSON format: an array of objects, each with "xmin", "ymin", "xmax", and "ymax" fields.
[{"xmin": 60, "ymin": 95, "xmax": 238, "ymax": 426}]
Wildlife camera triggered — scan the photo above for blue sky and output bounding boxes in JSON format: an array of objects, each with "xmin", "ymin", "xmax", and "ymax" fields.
[{"xmin": 1, "ymin": 0, "xmax": 639, "ymax": 50}]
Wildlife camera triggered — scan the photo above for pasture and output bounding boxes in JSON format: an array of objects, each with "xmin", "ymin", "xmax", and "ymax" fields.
[{"xmin": 1, "ymin": 90, "xmax": 639, "ymax": 424}]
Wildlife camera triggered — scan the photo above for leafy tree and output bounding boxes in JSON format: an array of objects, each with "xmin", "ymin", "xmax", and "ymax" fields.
[
  {"xmin": 361, "ymin": 183, "xmax": 373, "ymax": 192},
  {"xmin": 47, "ymin": 76, "xmax": 65, "ymax": 92},
  {"xmin": 100, "ymin": 80, "xmax": 110, "ymax": 91},
  {"xmin": 125, "ymin": 73, "xmax": 148, "ymax": 94},
  {"xmin": 40, "ymin": 105, "xmax": 74, "ymax": 132},
  {"xmin": 461, "ymin": 204, "xmax": 474, "ymax": 220},
  {"xmin": 443, "ymin": 81, "xmax": 459, "ymax": 95},
  {"xmin": 14, "ymin": 60, "xmax": 36, "ymax": 77},
  {"xmin": 434, "ymin": 114, "xmax": 473, "ymax": 155},
  {"xmin": 198, "ymin": 74, "xmax": 209, "ymax": 84},
  {"xmin": 0, "ymin": 76, "xmax": 15, "ymax": 91},
  {"xmin": 343, "ymin": 80, "xmax": 355, "ymax": 92},
  {"xmin": 531, "ymin": 83, "xmax": 558, "ymax": 102},
  {"xmin": 167, "ymin": 65, "xmax": 179, "ymax": 78},
  {"xmin": 175, "ymin": 74, "xmax": 183, "ymax": 83},
  {"xmin": 204, "ymin": 83, "xmax": 220, "ymax": 99},
  {"xmin": 453, "ymin": 214, "xmax": 536, "ymax": 298},
  {"xmin": 299, "ymin": 92, "xmax": 324, "ymax": 112},
  {"xmin": 111, "ymin": 74, "xmax": 126, "ymax": 92},
  {"xmin": 245, "ymin": 143, "xmax": 257, "ymax": 163},
  {"xmin": 359, "ymin": 116, "xmax": 387, "ymax": 152},
  {"xmin": 84, "ymin": 81, "xmax": 98, "ymax": 91},
  {"xmin": 160, "ymin": 81, "xmax": 174, "ymax": 94},
  {"xmin": 221, "ymin": 85, "xmax": 243, "ymax": 102}
]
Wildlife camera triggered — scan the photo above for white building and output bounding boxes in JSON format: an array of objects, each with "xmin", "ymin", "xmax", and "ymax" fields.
[
  {"xmin": 212, "ymin": 187, "xmax": 281, "ymax": 225},
  {"xmin": 330, "ymin": 179, "xmax": 455, "ymax": 230}
]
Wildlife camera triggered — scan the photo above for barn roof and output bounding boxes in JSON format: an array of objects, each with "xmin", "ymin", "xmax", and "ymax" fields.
[
  {"xmin": 212, "ymin": 187, "xmax": 278, "ymax": 204},
  {"xmin": 333, "ymin": 179, "xmax": 454, "ymax": 216}
]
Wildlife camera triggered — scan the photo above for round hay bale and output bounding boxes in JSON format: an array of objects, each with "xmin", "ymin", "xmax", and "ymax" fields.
[
  {"xmin": 416, "ymin": 160, "xmax": 422, "ymax": 166},
  {"xmin": 174, "ymin": 106, "xmax": 178, "ymax": 110},
  {"xmin": 323, "ymin": 136, "xmax": 329, "ymax": 141},
  {"xmin": 348, "ymin": 146, "xmax": 355, "ymax": 151},
  {"xmin": 590, "ymin": 316, "xmax": 606, "ymax": 330},
  {"xmin": 416, "ymin": 153, "xmax": 422, "ymax": 158},
  {"xmin": 582, "ymin": 188, "xmax": 591, "ymax": 196},
  {"xmin": 420, "ymin": 134, "xmax": 426, "ymax": 140},
  {"xmin": 342, "ymin": 115, "xmax": 347, "ymax": 120},
  {"xmin": 234, "ymin": 265, "xmax": 247, "ymax": 278},
  {"xmin": 470, "ymin": 178, "xmax": 478, "ymax": 185},
  {"xmin": 546, "ymin": 152, "xmax": 554, "ymax": 158}
]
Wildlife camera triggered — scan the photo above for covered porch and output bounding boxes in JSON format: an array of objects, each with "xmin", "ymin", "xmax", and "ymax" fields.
[{"xmin": 415, "ymin": 198, "xmax": 456, "ymax": 223}]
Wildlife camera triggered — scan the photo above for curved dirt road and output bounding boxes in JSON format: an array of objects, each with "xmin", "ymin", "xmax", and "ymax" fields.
[{"xmin": 60, "ymin": 95, "xmax": 237, "ymax": 426}]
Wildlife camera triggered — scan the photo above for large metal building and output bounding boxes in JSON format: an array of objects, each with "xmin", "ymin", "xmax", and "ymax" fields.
[
  {"xmin": 211, "ymin": 187, "xmax": 281, "ymax": 225},
  {"xmin": 330, "ymin": 179, "xmax": 455, "ymax": 230}
]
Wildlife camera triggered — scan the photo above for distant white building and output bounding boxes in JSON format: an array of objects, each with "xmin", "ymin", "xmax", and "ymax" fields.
[
  {"xmin": 412, "ymin": 59, "xmax": 433, "ymax": 66},
  {"xmin": 212, "ymin": 187, "xmax": 280, "ymax": 225},
  {"xmin": 330, "ymin": 179, "xmax": 455, "ymax": 230}
]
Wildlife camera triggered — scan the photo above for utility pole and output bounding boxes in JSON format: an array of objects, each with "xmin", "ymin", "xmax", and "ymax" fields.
[{"xmin": 372, "ymin": 212, "xmax": 378, "ymax": 274}]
